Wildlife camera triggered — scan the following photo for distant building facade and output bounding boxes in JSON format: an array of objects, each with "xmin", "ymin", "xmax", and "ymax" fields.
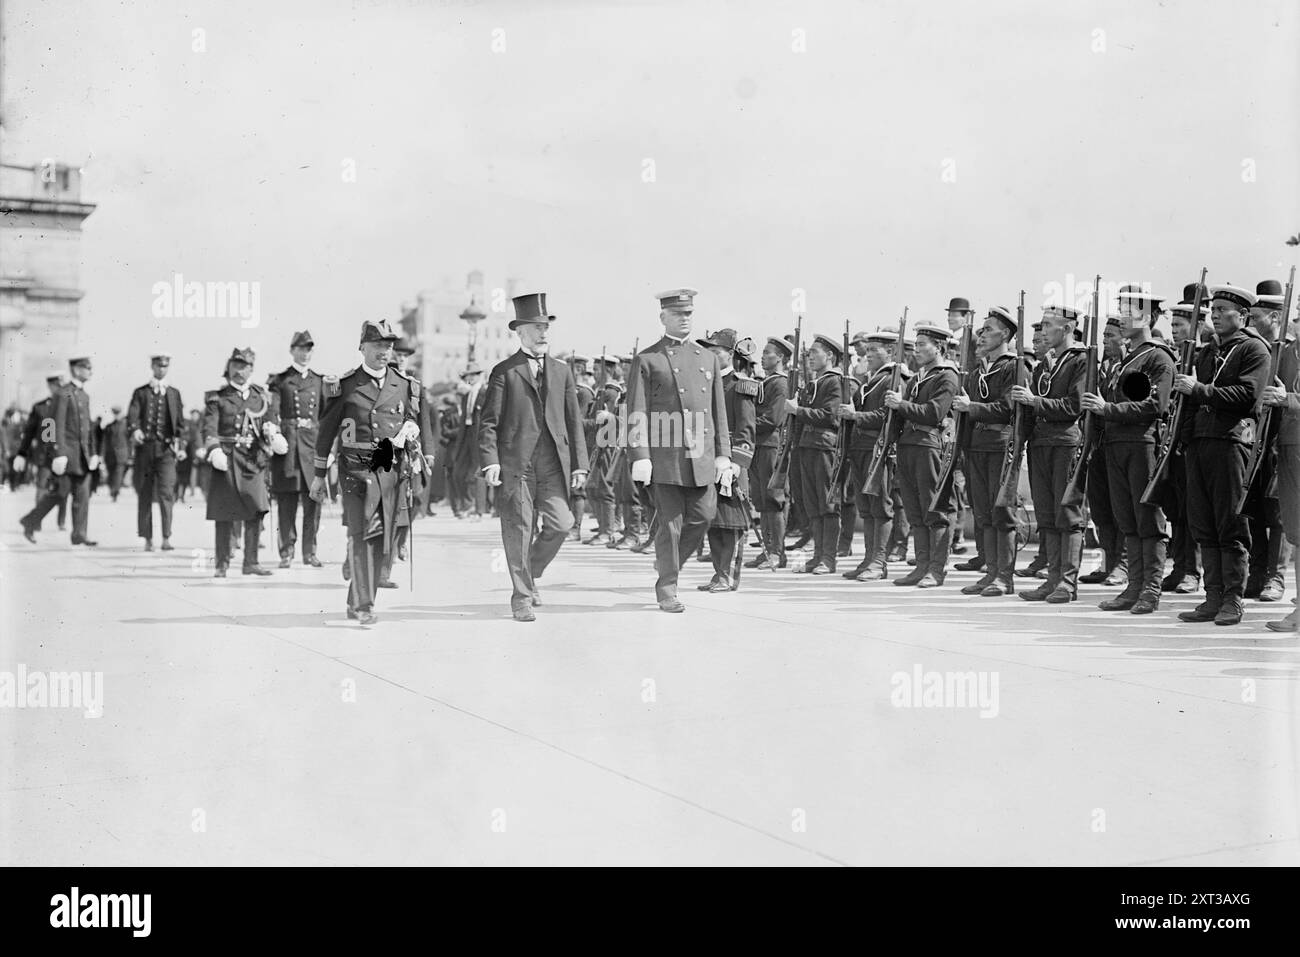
[
  {"xmin": 0, "ymin": 161, "xmax": 96, "ymax": 409},
  {"xmin": 398, "ymin": 269, "xmax": 520, "ymax": 384}
]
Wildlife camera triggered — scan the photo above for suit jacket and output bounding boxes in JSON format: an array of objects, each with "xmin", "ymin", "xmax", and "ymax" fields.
[
  {"xmin": 627, "ymin": 335, "xmax": 730, "ymax": 487},
  {"xmin": 267, "ymin": 366, "xmax": 325, "ymax": 490},
  {"xmin": 127, "ymin": 382, "xmax": 185, "ymax": 443},
  {"xmin": 478, "ymin": 350, "xmax": 588, "ymax": 486},
  {"xmin": 102, "ymin": 418, "xmax": 131, "ymax": 463},
  {"xmin": 54, "ymin": 383, "xmax": 95, "ymax": 474},
  {"xmin": 19, "ymin": 397, "xmax": 56, "ymax": 466}
]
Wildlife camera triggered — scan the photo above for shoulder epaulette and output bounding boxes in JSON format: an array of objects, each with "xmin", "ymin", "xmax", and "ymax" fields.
[
  {"xmin": 324, "ymin": 371, "xmax": 347, "ymax": 397},
  {"xmin": 204, "ymin": 389, "xmax": 220, "ymax": 402},
  {"xmin": 734, "ymin": 377, "xmax": 760, "ymax": 397}
]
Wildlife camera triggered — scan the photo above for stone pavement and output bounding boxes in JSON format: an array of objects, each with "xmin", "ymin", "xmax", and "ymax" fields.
[{"xmin": 1, "ymin": 488, "xmax": 1296, "ymax": 866}]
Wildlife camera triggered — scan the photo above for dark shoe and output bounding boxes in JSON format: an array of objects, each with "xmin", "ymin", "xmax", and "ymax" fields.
[
  {"xmin": 1019, "ymin": 582, "xmax": 1053, "ymax": 602},
  {"xmin": 836, "ymin": 544, "xmax": 852, "ymax": 558},
  {"xmin": 658, "ymin": 598, "xmax": 685, "ymax": 613},
  {"xmin": 160, "ymin": 539, "xmax": 174, "ymax": 551},
  {"xmin": 704, "ymin": 577, "xmax": 732, "ymax": 592},
  {"xmin": 397, "ymin": 543, "xmax": 407, "ymax": 561},
  {"xmin": 214, "ymin": 565, "xmax": 227, "ymax": 578},
  {"xmin": 1214, "ymin": 597, "xmax": 1244, "ymax": 626},
  {"xmin": 629, "ymin": 540, "xmax": 653, "ymax": 554},
  {"xmin": 1243, "ymin": 581, "xmax": 1263, "ymax": 600},
  {"xmin": 1015, "ymin": 563, "xmax": 1044, "ymax": 579},
  {"xmin": 746, "ymin": 552, "xmax": 771, "ymax": 569},
  {"xmin": 981, "ymin": 581, "xmax": 1013, "ymax": 597},
  {"xmin": 376, "ymin": 579, "xmax": 398, "ymax": 589},
  {"xmin": 1044, "ymin": 586, "xmax": 1075, "ymax": 604},
  {"xmin": 1130, "ymin": 597, "xmax": 1159, "ymax": 615},
  {"xmin": 695, "ymin": 551, "xmax": 712, "ymax": 563},
  {"xmin": 951, "ymin": 542, "xmax": 968, "ymax": 555},
  {"xmin": 278, "ymin": 558, "xmax": 292, "ymax": 569},
  {"xmin": 584, "ymin": 532, "xmax": 610, "ymax": 546},
  {"xmin": 953, "ymin": 556, "xmax": 985, "ymax": 572},
  {"xmin": 961, "ymin": 580, "xmax": 989, "ymax": 595},
  {"xmin": 512, "ymin": 606, "xmax": 536, "ymax": 622},
  {"xmin": 916, "ymin": 573, "xmax": 942, "ymax": 588},
  {"xmin": 144, "ymin": 540, "xmax": 154, "ymax": 552},
  {"xmin": 357, "ymin": 611, "xmax": 379, "ymax": 626},
  {"xmin": 58, "ymin": 522, "xmax": 66, "ymax": 531},
  {"xmin": 1103, "ymin": 568, "xmax": 1129, "ymax": 587},
  {"xmin": 793, "ymin": 560, "xmax": 820, "ymax": 574},
  {"xmin": 1174, "ymin": 575, "xmax": 1200, "ymax": 594},
  {"xmin": 304, "ymin": 555, "xmax": 321, "ymax": 567},
  {"xmin": 1265, "ymin": 611, "xmax": 1297, "ymax": 633},
  {"xmin": 1099, "ymin": 594, "xmax": 1138, "ymax": 611},
  {"xmin": 74, "ymin": 539, "xmax": 98, "ymax": 546},
  {"xmin": 1161, "ymin": 571, "xmax": 1180, "ymax": 592},
  {"xmin": 842, "ymin": 562, "xmax": 870, "ymax": 580},
  {"xmin": 531, "ymin": 589, "xmax": 542, "ymax": 607},
  {"xmin": 906, "ymin": 557, "xmax": 917, "ymax": 566},
  {"xmin": 788, "ymin": 534, "xmax": 813, "ymax": 552},
  {"xmin": 894, "ymin": 568, "xmax": 927, "ymax": 587},
  {"xmin": 242, "ymin": 565, "xmax": 272, "ymax": 576},
  {"xmin": 1259, "ymin": 580, "xmax": 1285, "ymax": 602},
  {"xmin": 20, "ymin": 521, "xmax": 36, "ymax": 544},
  {"xmin": 1178, "ymin": 598, "xmax": 1221, "ymax": 622},
  {"xmin": 855, "ymin": 567, "xmax": 887, "ymax": 582},
  {"xmin": 1079, "ymin": 567, "xmax": 1107, "ymax": 584},
  {"xmin": 697, "ymin": 576, "xmax": 723, "ymax": 591}
]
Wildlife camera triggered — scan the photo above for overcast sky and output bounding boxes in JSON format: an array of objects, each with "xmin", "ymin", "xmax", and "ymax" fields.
[{"xmin": 4, "ymin": 0, "xmax": 1297, "ymax": 407}]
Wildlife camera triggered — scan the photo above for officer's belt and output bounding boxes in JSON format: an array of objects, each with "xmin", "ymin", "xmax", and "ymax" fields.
[{"xmin": 290, "ymin": 418, "xmax": 315, "ymax": 428}]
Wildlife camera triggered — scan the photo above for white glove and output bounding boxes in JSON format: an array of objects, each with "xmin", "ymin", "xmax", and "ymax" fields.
[
  {"xmin": 209, "ymin": 448, "xmax": 229, "ymax": 472},
  {"xmin": 177, "ymin": 448, "xmax": 188, "ymax": 462},
  {"xmin": 87, "ymin": 454, "xmax": 101, "ymax": 471},
  {"xmin": 423, "ymin": 453, "xmax": 436, "ymax": 470},
  {"xmin": 631, "ymin": 458, "xmax": 652, "ymax": 484},
  {"xmin": 131, "ymin": 429, "xmax": 145, "ymax": 445},
  {"xmin": 195, "ymin": 447, "xmax": 208, "ymax": 462},
  {"xmin": 261, "ymin": 422, "xmax": 281, "ymax": 438},
  {"xmin": 482, "ymin": 464, "xmax": 502, "ymax": 487},
  {"xmin": 713, "ymin": 456, "xmax": 733, "ymax": 479},
  {"xmin": 395, "ymin": 420, "xmax": 421, "ymax": 445},
  {"xmin": 270, "ymin": 434, "xmax": 288, "ymax": 455},
  {"xmin": 51, "ymin": 456, "xmax": 68, "ymax": 476},
  {"xmin": 12, "ymin": 455, "xmax": 25, "ymax": 473}
]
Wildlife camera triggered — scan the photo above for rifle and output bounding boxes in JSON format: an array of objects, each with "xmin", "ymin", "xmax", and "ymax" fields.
[
  {"xmin": 930, "ymin": 311, "xmax": 976, "ymax": 512},
  {"xmin": 1140, "ymin": 267, "xmax": 1208, "ymax": 505},
  {"xmin": 995, "ymin": 291, "xmax": 1028, "ymax": 508},
  {"xmin": 1062, "ymin": 275, "xmax": 1101, "ymax": 507},
  {"xmin": 1238, "ymin": 264, "xmax": 1294, "ymax": 510},
  {"xmin": 861, "ymin": 309, "xmax": 909, "ymax": 496},
  {"xmin": 768, "ymin": 317, "xmax": 802, "ymax": 495},
  {"xmin": 825, "ymin": 319, "xmax": 852, "ymax": 510}
]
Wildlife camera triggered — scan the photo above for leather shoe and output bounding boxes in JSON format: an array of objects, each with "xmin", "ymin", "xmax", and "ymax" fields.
[
  {"xmin": 512, "ymin": 606, "xmax": 536, "ymax": 622},
  {"xmin": 1044, "ymin": 586, "xmax": 1075, "ymax": 604},
  {"xmin": 278, "ymin": 558, "xmax": 292, "ymax": 569},
  {"xmin": 1102, "ymin": 570, "xmax": 1129, "ymax": 587},
  {"xmin": 242, "ymin": 565, "xmax": 272, "ymax": 576},
  {"xmin": 1078, "ymin": 568, "xmax": 1107, "ymax": 584},
  {"xmin": 161, "ymin": 539, "xmax": 174, "ymax": 551},
  {"xmin": 916, "ymin": 573, "xmax": 942, "ymax": 588},
  {"xmin": 855, "ymin": 568, "xmax": 887, "ymax": 582},
  {"xmin": 1174, "ymin": 575, "xmax": 1200, "ymax": 594},
  {"xmin": 357, "ymin": 611, "xmax": 379, "ymax": 626},
  {"xmin": 811, "ymin": 563, "xmax": 834, "ymax": 575},
  {"xmin": 20, "ymin": 521, "xmax": 36, "ymax": 543},
  {"xmin": 953, "ymin": 557, "xmax": 985, "ymax": 572},
  {"xmin": 377, "ymin": 579, "xmax": 398, "ymax": 589},
  {"xmin": 1098, "ymin": 595, "xmax": 1137, "ymax": 611},
  {"xmin": 1259, "ymin": 580, "xmax": 1285, "ymax": 602},
  {"xmin": 1178, "ymin": 599, "xmax": 1221, "ymax": 622},
  {"xmin": 706, "ymin": 578, "xmax": 733, "ymax": 592},
  {"xmin": 658, "ymin": 598, "xmax": 685, "ymax": 613},
  {"xmin": 961, "ymin": 580, "xmax": 988, "ymax": 595},
  {"xmin": 1019, "ymin": 582, "xmax": 1053, "ymax": 602},
  {"xmin": 980, "ymin": 581, "xmax": 1013, "ymax": 597},
  {"xmin": 1264, "ymin": 611, "xmax": 1297, "ymax": 633},
  {"xmin": 214, "ymin": 566, "xmax": 227, "ymax": 578},
  {"xmin": 304, "ymin": 555, "xmax": 321, "ymax": 567},
  {"xmin": 144, "ymin": 540, "xmax": 154, "ymax": 552},
  {"xmin": 1243, "ymin": 581, "xmax": 1263, "ymax": 600},
  {"xmin": 697, "ymin": 576, "xmax": 722, "ymax": 591},
  {"xmin": 1214, "ymin": 597, "xmax": 1244, "ymax": 626},
  {"xmin": 73, "ymin": 538, "xmax": 98, "ymax": 546},
  {"xmin": 842, "ymin": 563, "xmax": 870, "ymax": 579},
  {"xmin": 629, "ymin": 540, "xmax": 653, "ymax": 554},
  {"xmin": 1129, "ymin": 598, "xmax": 1159, "ymax": 615}
]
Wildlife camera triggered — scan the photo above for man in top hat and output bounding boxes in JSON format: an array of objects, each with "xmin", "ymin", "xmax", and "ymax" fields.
[
  {"xmin": 1082, "ymin": 291, "xmax": 1176, "ymax": 614},
  {"xmin": 1173, "ymin": 284, "xmax": 1271, "ymax": 626},
  {"xmin": 783, "ymin": 332, "xmax": 850, "ymax": 575},
  {"xmin": 1160, "ymin": 283, "xmax": 1210, "ymax": 593},
  {"xmin": 627, "ymin": 288, "xmax": 731, "ymax": 613},
  {"xmin": 837, "ymin": 328, "xmax": 911, "ymax": 581},
  {"xmin": 884, "ymin": 323, "xmax": 960, "ymax": 587},
  {"xmin": 308, "ymin": 321, "xmax": 421, "ymax": 624},
  {"xmin": 101, "ymin": 402, "xmax": 131, "ymax": 502},
  {"xmin": 266, "ymin": 330, "xmax": 326, "ymax": 568},
  {"xmin": 746, "ymin": 336, "xmax": 792, "ymax": 570},
  {"xmin": 21, "ymin": 357, "xmax": 100, "ymax": 545},
  {"xmin": 1261, "ymin": 280, "xmax": 1299, "ymax": 631},
  {"xmin": 13, "ymin": 374, "xmax": 68, "ymax": 537},
  {"xmin": 203, "ymin": 348, "xmax": 286, "ymax": 577},
  {"xmin": 1077, "ymin": 315, "xmax": 1129, "ymax": 588},
  {"xmin": 694, "ymin": 330, "xmax": 757, "ymax": 592},
  {"xmin": 1011, "ymin": 306, "xmax": 1089, "ymax": 602},
  {"xmin": 127, "ymin": 352, "xmax": 186, "ymax": 551},
  {"xmin": 951, "ymin": 307, "xmax": 1025, "ymax": 596},
  {"xmin": 477, "ymin": 293, "xmax": 589, "ymax": 621},
  {"xmin": 1238, "ymin": 279, "xmax": 1289, "ymax": 603}
]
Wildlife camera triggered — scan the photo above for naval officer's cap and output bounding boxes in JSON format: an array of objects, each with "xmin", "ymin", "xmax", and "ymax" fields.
[
  {"xmin": 655, "ymin": 288, "xmax": 698, "ymax": 312},
  {"xmin": 358, "ymin": 319, "xmax": 399, "ymax": 345},
  {"xmin": 290, "ymin": 330, "xmax": 315, "ymax": 349}
]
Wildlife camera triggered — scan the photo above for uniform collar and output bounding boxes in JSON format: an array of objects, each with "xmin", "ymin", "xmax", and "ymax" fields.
[
  {"xmin": 70, "ymin": 378, "xmax": 85, "ymax": 390},
  {"xmin": 361, "ymin": 363, "xmax": 387, "ymax": 384},
  {"xmin": 663, "ymin": 333, "xmax": 688, "ymax": 346},
  {"xmin": 150, "ymin": 377, "xmax": 168, "ymax": 393},
  {"xmin": 291, "ymin": 362, "xmax": 310, "ymax": 376}
]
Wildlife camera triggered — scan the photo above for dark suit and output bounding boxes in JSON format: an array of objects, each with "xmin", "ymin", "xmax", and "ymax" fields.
[
  {"xmin": 102, "ymin": 417, "xmax": 131, "ymax": 499},
  {"xmin": 17, "ymin": 397, "xmax": 68, "ymax": 524},
  {"xmin": 268, "ymin": 366, "xmax": 325, "ymax": 561},
  {"xmin": 128, "ymin": 381, "xmax": 185, "ymax": 541},
  {"xmin": 449, "ymin": 383, "xmax": 488, "ymax": 515},
  {"xmin": 479, "ymin": 350, "xmax": 588, "ymax": 609},
  {"xmin": 627, "ymin": 335, "xmax": 730, "ymax": 602},
  {"xmin": 23, "ymin": 382, "xmax": 95, "ymax": 541}
]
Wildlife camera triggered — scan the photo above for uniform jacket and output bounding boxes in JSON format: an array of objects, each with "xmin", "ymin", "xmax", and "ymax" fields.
[
  {"xmin": 794, "ymin": 369, "xmax": 848, "ymax": 451},
  {"xmin": 895, "ymin": 361, "xmax": 959, "ymax": 449},
  {"xmin": 54, "ymin": 382, "xmax": 96, "ymax": 474},
  {"xmin": 1277, "ymin": 337, "xmax": 1300, "ymax": 447},
  {"xmin": 964, "ymin": 353, "xmax": 1024, "ymax": 451},
  {"xmin": 127, "ymin": 382, "xmax": 185, "ymax": 443},
  {"xmin": 1100, "ymin": 340, "xmax": 1175, "ymax": 445},
  {"xmin": 754, "ymin": 372, "xmax": 788, "ymax": 448},
  {"xmin": 202, "ymin": 382, "xmax": 278, "ymax": 521},
  {"xmin": 1182, "ymin": 327, "xmax": 1271, "ymax": 445},
  {"xmin": 267, "ymin": 366, "xmax": 325, "ymax": 490},
  {"xmin": 627, "ymin": 335, "xmax": 730, "ymax": 487},
  {"xmin": 845, "ymin": 362, "xmax": 907, "ymax": 450},
  {"xmin": 18, "ymin": 397, "xmax": 56, "ymax": 467},
  {"xmin": 721, "ymin": 370, "xmax": 758, "ymax": 469},
  {"xmin": 101, "ymin": 418, "xmax": 130, "ymax": 464},
  {"xmin": 1028, "ymin": 344, "xmax": 1087, "ymax": 447},
  {"xmin": 478, "ymin": 350, "xmax": 589, "ymax": 487}
]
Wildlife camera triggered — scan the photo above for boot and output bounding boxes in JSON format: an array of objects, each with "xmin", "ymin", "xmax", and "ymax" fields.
[
  {"xmin": 1020, "ymin": 531, "xmax": 1058, "ymax": 601},
  {"xmin": 1103, "ymin": 550, "xmax": 1129, "ymax": 587},
  {"xmin": 794, "ymin": 516, "xmax": 826, "ymax": 573},
  {"xmin": 1179, "ymin": 546, "xmax": 1222, "ymax": 621},
  {"xmin": 242, "ymin": 520, "xmax": 272, "ymax": 575},
  {"xmin": 855, "ymin": 517, "xmax": 891, "ymax": 581},
  {"xmin": 1130, "ymin": 537, "xmax": 1166, "ymax": 615},
  {"xmin": 1057, "ymin": 528, "xmax": 1082, "ymax": 599},
  {"xmin": 981, "ymin": 527, "xmax": 1017, "ymax": 596},
  {"xmin": 844, "ymin": 514, "xmax": 876, "ymax": 578},
  {"xmin": 821, "ymin": 514, "xmax": 841, "ymax": 573},
  {"xmin": 895, "ymin": 526, "xmax": 929, "ymax": 586},
  {"xmin": 918, "ymin": 525, "xmax": 950, "ymax": 587},
  {"xmin": 1099, "ymin": 534, "xmax": 1143, "ymax": 611},
  {"xmin": 963, "ymin": 527, "xmax": 999, "ymax": 594}
]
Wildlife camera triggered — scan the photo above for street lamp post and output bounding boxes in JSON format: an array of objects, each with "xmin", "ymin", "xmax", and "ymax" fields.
[{"xmin": 460, "ymin": 297, "xmax": 487, "ymax": 365}]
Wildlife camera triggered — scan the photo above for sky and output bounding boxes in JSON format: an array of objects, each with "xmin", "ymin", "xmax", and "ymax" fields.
[{"xmin": 3, "ymin": 0, "xmax": 1298, "ymax": 408}]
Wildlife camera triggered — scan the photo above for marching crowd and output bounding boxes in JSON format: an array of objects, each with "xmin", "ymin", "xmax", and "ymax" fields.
[{"xmin": 5, "ymin": 274, "xmax": 1297, "ymax": 632}]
